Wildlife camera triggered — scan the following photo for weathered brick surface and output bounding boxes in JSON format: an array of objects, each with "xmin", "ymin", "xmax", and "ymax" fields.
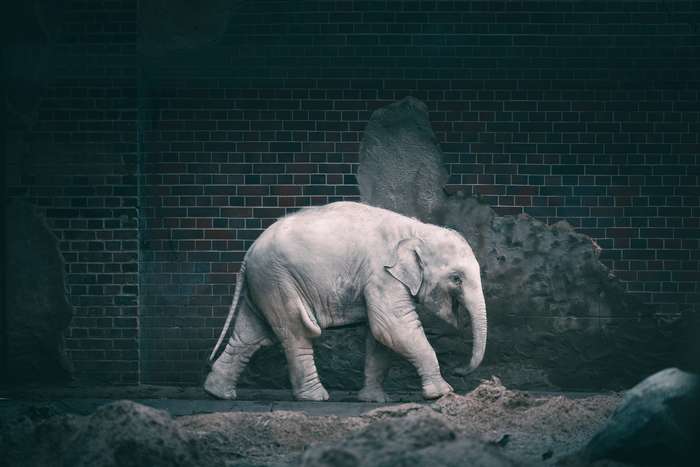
[
  {"xmin": 5, "ymin": 0, "xmax": 699, "ymax": 385},
  {"xmin": 5, "ymin": 0, "xmax": 139, "ymax": 383}
]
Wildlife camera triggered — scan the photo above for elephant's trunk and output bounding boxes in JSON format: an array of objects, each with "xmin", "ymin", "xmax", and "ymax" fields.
[{"xmin": 464, "ymin": 297, "xmax": 487, "ymax": 372}]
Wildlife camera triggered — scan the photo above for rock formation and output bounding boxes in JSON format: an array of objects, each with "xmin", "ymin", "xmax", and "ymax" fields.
[
  {"xmin": 353, "ymin": 96, "xmax": 685, "ymax": 390},
  {"xmin": 582, "ymin": 368, "xmax": 700, "ymax": 466},
  {"xmin": 5, "ymin": 200, "xmax": 74, "ymax": 382},
  {"xmin": 64, "ymin": 401, "xmax": 202, "ymax": 467},
  {"xmin": 0, "ymin": 400, "xmax": 203, "ymax": 467},
  {"xmin": 357, "ymin": 96, "xmax": 449, "ymax": 225},
  {"xmin": 238, "ymin": 96, "xmax": 688, "ymax": 393}
]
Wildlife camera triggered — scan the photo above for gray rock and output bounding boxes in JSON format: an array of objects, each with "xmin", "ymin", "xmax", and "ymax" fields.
[
  {"xmin": 583, "ymin": 368, "xmax": 700, "ymax": 466},
  {"xmin": 357, "ymin": 96, "xmax": 449, "ymax": 225},
  {"xmin": 5, "ymin": 200, "xmax": 73, "ymax": 382},
  {"xmin": 0, "ymin": 400, "xmax": 203, "ymax": 467},
  {"xmin": 302, "ymin": 412, "xmax": 519, "ymax": 467},
  {"xmin": 441, "ymin": 196, "xmax": 658, "ymax": 388},
  {"xmin": 64, "ymin": 400, "xmax": 202, "ymax": 467}
]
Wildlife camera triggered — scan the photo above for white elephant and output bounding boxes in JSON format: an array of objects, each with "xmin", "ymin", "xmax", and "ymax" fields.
[{"xmin": 204, "ymin": 201, "xmax": 487, "ymax": 402}]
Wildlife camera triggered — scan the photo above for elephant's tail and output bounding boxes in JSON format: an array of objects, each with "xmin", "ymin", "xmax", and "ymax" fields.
[{"xmin": 208, "ymin": 256, "xmax": 247, "ymax": 363}]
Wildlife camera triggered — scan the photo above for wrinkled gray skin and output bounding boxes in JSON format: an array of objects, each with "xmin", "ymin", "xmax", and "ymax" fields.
[{"xmin": 204, "ymin": 202, "xmax": 487, "ymax": 402}]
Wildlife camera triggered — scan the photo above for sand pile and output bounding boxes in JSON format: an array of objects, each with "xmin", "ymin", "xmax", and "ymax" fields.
[
  {"xmin": 302, "ymin": 412, "xmax": 520, "ymax": 467},
  {"xmin": 431, "ymin": 377, "xmax": 620, "ymax": 462},
  {"xmin": 179, "ymin": 410, "xmax": 368, "ymax": 465}
]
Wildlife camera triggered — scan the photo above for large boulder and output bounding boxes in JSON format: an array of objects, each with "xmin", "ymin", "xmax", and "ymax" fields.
[
  {"xmin": 5, "ymin": 200, "xmax": 73, "ymax": 382},
  {"xmin": 357, "ymin": 96, "xmax": 449, "ymax": 225},
  {"xmin": 302, "ymin": 412, "xmax": 520, "ymax": 467},
  {"xmin": 583, "ymin": 368, "xmax": 700, "ymax": 466}
]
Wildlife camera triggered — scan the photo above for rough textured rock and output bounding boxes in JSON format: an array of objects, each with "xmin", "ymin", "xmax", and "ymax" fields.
[
  {"xmin": 583, "ymin": 368, "xmax": 700, "ymax": 466},
  {"xmin": 0, "ymin": 401, "xmax": 203, "ymax": 467},
  {"xmin": 357, "ymin": 96, "xmax": 449, "ymax": 225},
  {"xmin": 64, "ymin": 401, "xmax": 202, "ymax": 467},
  {"xmin": 5, "ymin": 200, "xmax": 74, "ymax": 382},
  {"xmin": 302, "ymin": 411, "xmax": 519, "ymax": 467},
  {"xmin": 0, "ymin": 404, "xmax": 81, "ymax": 467},
  {"xmin": 1, "ymin": 380, "xmax": 622, "ymax": 466},
  {"xmin": 441, "ymin": 195, "xmax": 669, "ymax": 388}
]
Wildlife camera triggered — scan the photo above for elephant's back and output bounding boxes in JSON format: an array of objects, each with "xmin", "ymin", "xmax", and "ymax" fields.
[{"xmin": 248, "ymin": 201, "xmax": 409, "ymax": 268}]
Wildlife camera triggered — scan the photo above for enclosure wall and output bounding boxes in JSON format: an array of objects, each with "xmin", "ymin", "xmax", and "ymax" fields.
[{"xmin": 4, "ymin": 0, "xmax": 699, "ymax": 385}]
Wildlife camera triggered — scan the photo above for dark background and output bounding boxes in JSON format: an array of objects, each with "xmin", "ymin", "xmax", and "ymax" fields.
[{"xmin": 3, "ymin": 0, "xmax": 699, "ymax": 387}]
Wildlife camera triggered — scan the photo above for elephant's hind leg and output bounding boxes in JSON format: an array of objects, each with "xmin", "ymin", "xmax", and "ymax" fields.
[
  {"xmin": 281, "ymin": 333, "xmax": 330, "ymax": 401},
  {"xmin": 204, "ymin": 299, "xmax": 273, "ymax": 400}
]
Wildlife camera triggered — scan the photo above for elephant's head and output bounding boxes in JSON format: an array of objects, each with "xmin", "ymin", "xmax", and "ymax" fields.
[{"xmin": 385, "ymin": 230, "xmax": 487, "ymax": 372}]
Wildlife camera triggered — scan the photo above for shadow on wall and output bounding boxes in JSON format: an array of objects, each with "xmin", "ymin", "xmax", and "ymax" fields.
[
  {"xmin": 3, "ymin": 200, "xmax": 74, "ymax": 382},
  {"xmin": 242, "ymin": 97, "xmax": 697, "ymax": 393}
]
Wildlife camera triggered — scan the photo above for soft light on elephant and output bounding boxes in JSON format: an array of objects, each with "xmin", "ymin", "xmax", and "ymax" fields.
[{"xmin": 204, "ymin": 201, "xmax": 487, "ymax": 402}]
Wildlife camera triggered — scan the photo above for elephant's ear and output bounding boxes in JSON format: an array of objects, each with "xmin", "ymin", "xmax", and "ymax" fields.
[{"xmin": 385, "ymin": 238, "xmax": 424, "ymax": 296}]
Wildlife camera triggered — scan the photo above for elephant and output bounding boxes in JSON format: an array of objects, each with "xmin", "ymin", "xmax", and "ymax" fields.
[{"xmin": 204, "ymin": 201, "xmax": 487, "ymax": 402}]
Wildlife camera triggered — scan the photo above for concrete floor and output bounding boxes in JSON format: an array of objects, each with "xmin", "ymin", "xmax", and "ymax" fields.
[
  {"xmin": 0, "ymin": 386, "xmax": 415, "ymax": 418},
  {"xmin": 0, "ymin": 384, "xmax": 609, "ymax": 419}
]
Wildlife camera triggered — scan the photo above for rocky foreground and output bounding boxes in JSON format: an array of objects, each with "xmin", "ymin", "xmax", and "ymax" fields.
[{"xmin": 2, "ymin": 371, "xmax": 698, "ymax": 466}]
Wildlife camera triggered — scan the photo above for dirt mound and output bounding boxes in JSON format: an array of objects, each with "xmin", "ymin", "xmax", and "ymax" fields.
[
  {"xmin": 392, "ymin": 437, "xmax": 523, "ymax": 467},
  {"xmin": 0, "ymin": 406, "xmax": 81, "ymax": 467},
  {"xmin": 179, "ymin": 410, "xmax": 369, "ymax": 465},
  {"xmin": 434, "ymin": 376, "xmax": 535, "ymax": 417},
  {"xmin": 426, "ymin": 378, "xmax": 620, "ymax": 462},
  {"xmin": 1, "ymin": 382, "xmax": 622, "ymax": 466},
  {"xmin": 64, "ymin": 400, "xmax": 202, "ymax": 467},
  {"xmin": 303, "ymin": 411, "xmax": 518, "ymax": 467},
  {"xmin": 363, "ymin": 402, "xmax": 434, "ymax": 420},
  {"xmin": 0, "ymin": 400, "xmax": 202, "ymax": 467}
]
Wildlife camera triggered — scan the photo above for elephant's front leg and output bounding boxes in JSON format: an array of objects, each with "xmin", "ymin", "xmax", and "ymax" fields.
[
  {"xmin": 365, "ymin": 286, "xmax": 453, "ymax": 400},
  {"xmin": 358, "ymin": 331, "xmax": 393, "ymax": 402},
  {"xmin": 281, "ymin": 334, "xmax": 330, "ymax": 401}
]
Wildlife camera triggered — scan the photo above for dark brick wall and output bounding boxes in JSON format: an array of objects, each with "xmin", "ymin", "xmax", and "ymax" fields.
[
  {"xmin": 5, "ymin": 0, "xmax": 139, "ymax": 383},
  {"xmin": 5, "ymin": 0, "xmax": 699, "ymax": 385}
]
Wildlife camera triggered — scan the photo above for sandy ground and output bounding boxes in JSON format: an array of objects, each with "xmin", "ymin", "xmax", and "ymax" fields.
[
  {"xmin": 1, "ymin": 378, "xmax": 625, "ymax": 466},
  {"xmin": 178, "ymin": 378, "xmax": 622, "ymax": 466}
]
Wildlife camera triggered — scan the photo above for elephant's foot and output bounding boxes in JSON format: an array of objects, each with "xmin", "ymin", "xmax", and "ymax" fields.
[
  {"xmin": 295, "ymin": 384, "xmax": 330, "ymax": 401},
  {"xmin": 422, "ymin": 379, "xmax": 453, "ymax": 400},
  {"xmin": 358, "ymin": 385, "xmax": 389, "ymax": 403},
  {"xmin": 203, "ymin": 369, "xmax": 237, "ymax": 400}
]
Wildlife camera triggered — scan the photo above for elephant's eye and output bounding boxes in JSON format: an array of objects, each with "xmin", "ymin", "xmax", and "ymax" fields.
[{"xmin": 450, "ymin": 274, "xmax": 462, "ymax": 285}]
